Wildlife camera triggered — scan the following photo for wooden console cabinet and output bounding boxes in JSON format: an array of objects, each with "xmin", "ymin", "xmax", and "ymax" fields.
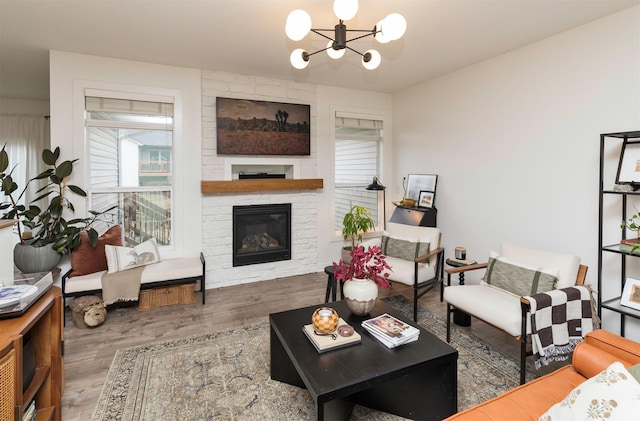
[{"xmin": 0, "ymin": 286, "xmax": 63, "ymax": 421}]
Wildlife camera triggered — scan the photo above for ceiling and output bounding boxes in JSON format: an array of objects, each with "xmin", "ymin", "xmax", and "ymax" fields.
[{"xmin": 1, "ymin": 0, "xmax": 639, "ymax": 100}]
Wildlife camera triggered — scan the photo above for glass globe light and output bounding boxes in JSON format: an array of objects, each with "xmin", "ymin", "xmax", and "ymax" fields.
[
  {"xmin": 290, "ymin": 49, "xmax": 309, "ymax": 69},
  {"xmin": 380, "ymin": 13, "xmax": 406, "ymax": 41},
  {"xmin": 375, "ymin": 20, "xmax": 391, "ymax": 44},
  {"xmin": 285, "ymin": 9, "xmax": 312, "ymax": 41},
  {"xmin": 326, "ymin": 41, "xmax": 345, "ymax": 59},
  {"xmin": 333, "ymin": 0, "xmax": 358, "ymax": 21},
  {"xmin": 362, "ymin": 50, "xmax": 381, "ymax": 70}
]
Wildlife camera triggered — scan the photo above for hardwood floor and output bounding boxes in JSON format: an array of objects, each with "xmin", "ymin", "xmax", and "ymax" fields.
[{"xmin": 61, "ymin": 272, "xmax": 546, "ymax": 420}]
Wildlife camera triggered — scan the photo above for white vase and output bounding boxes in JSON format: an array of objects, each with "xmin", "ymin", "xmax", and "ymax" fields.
[{"xmin": 343, "ymin": 277, "xmax": 378, "ymax": 316}]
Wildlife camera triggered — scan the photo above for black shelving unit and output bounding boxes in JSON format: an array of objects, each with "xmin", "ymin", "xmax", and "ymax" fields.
[{"xmin": 598, "ymin": 130, "xmax": 640, "ymax": 336}]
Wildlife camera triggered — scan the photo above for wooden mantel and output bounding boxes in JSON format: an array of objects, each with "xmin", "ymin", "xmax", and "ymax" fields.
[{"xmin": 201, "ymin": 178, "xmax": 323, "ymax": 194}]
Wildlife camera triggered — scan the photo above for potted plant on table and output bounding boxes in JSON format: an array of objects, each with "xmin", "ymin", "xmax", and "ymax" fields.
[
  {"xmin": 1, "ymin": 145, "xmax": 114, "ymax": 273},
  {"xmin": 334, "ymin": 204, "xmax": 391, "ymax": 315}
]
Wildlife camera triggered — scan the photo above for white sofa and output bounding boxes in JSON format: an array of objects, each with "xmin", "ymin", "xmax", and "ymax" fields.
[{"xmin": 361, "ymin": 222, "xmax": 444, "ymax": 321}]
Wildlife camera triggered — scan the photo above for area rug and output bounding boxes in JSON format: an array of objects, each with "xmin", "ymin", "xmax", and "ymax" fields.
[{"xmin": 93, "ymin": 296, "xmax": 534, "ymax": 420}]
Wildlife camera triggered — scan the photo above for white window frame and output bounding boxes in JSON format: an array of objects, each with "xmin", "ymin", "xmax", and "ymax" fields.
[
  {"xmin": 332, "ymin": 108, "xmax": 387, "ymax": 239},
  {"xmin": 84, "ymin": 92, "xmax": 176, "ymax": 248}
]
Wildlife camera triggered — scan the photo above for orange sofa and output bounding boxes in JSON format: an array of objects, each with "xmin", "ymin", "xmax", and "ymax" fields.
[{"xmin": 446, "ymin": 329, "xmax": 640, "ymax": 420}]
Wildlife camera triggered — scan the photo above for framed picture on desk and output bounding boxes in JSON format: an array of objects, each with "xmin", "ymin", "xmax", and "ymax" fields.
[
  {"xmin": 418, "ymin": 191, "xmax": 434, "ymax": 208},
  {"xmin": 406, "ymin": 174, "xmax": 437, "ymax": 202}
]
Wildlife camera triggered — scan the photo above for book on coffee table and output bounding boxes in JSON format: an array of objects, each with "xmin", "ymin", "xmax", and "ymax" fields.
[
  {"xmin": 362, "ymin": 313, "xmax": 419, "ymax": 348},
  {"xmin": 302, "ymin": 318, "xmax": 361, "ymax": 353}
]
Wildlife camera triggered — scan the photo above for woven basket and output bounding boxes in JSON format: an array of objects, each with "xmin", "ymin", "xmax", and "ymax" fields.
[{"xmin": 137, "ymin": 283, "xmax": 195, "ymax": 311}]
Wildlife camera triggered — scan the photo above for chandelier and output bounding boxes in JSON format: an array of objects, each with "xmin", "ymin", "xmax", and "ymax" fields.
[{"xmin": 285, "ymin": 0, "xmax": 406, "ymax": 70}]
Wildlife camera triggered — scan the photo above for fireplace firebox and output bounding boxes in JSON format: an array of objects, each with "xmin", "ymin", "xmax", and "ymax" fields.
[{"xmin": 232, "ymin": 203, "xmax": 291, "ymax": 267}]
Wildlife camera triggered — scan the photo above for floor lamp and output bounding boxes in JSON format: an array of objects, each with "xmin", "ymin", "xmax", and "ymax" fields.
[{"xmin": 365, "ymin": 177, "xmax": 386, "ymax": 230}]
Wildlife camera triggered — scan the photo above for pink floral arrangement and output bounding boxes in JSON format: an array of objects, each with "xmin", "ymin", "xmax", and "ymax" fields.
[{"xmin": 333, "ymin": 245, "xmax": 392, "ymax": 288}]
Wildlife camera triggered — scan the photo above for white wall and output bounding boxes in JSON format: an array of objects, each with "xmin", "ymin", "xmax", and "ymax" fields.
[
  {"xmin": 49, "ymin": 51, "xmax": 203, "ymax": 263},
  {"xmin": 392, "ymin": 6, "xmax": 640, "ymax": 339}
]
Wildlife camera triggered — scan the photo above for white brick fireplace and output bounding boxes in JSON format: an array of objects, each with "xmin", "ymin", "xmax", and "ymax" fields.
[{"xmin": 201, "ymin": 71, "xmax": 320, "ymax": 289}]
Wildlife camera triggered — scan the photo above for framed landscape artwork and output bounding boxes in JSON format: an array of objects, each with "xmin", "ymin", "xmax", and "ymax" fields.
[{"xmin": 216, "ymin": 97, "xmax": 310, "ymax": 155}]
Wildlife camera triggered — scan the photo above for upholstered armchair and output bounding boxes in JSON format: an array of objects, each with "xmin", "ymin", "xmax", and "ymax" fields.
[
  {"xmin": 361, "ymin": 222, "xmax": 444, "ymax": 321},
  {"xmin": 443, "ymin": 242, "xmax": 588, "ymax": 384}
]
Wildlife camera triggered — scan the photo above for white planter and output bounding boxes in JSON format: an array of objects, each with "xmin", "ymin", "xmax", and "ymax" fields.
[{"xmin": 343, "ymin": 277, "xmax": 378, "ymax": 316}]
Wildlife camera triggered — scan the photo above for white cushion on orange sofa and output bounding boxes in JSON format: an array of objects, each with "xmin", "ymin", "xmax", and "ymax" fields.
[{"xmin": 539, "ymin": 361, "xmax": 640, "ymax": 420}]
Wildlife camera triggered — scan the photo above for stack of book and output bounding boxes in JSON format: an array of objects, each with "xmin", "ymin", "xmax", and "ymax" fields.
[
  {"xmin": 302, "ymin": 319, "xmax": 361, "ymax": 353},
  {"xmin": 620, "ymin": 238, "xmax": 640, "ymax": 254},
  {"xmin": 362, "ymin": 313, "xmax": 420, "ymax": 348},
  {"xmin": 446, "ymin": 257, "xmax": 477, "ymax": 267}
]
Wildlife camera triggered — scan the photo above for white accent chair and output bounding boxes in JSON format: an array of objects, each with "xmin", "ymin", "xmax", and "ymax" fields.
[
  {"xmin": 361, "ymin": 222, "xmax": 444, "ymax": 321},
  {"xmin": 443, "ymin": 242, "xmax": 587, "ymax": 384}
]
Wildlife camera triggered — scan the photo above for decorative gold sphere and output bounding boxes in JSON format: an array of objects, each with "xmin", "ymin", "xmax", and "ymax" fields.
[{"xmin": 312, "ymin": 307, "xmax": 339, "ymax": 334}]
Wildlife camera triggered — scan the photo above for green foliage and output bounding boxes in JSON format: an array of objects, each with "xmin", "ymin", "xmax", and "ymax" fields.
[
  {"xmin": 0, "ymin": 144, "xmax": 114, "ymax": 255},
  {"xmin": 621, "ymin": 210, "xmax": 640, "ymax": 233},
  {"xmin": 342, "ymin": 204, "xmax": 376, "ymax": 249}
]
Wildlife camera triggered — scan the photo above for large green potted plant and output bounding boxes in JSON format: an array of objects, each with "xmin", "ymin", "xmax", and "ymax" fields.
[{"xmin": 1, "ymin": 144, "xmax": 112, "ymax": 273}]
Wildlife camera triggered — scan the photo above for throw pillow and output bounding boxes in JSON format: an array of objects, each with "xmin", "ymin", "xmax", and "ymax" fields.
[
  {"xmin": 539, "ymin": 361, "xmax": 640, "ymax": 421},
  {"xmin": 105, "ymin": 238, "xmax": 161, "ymax": 273},
  {"xmin": 69, "ymin": 225, "xmax": 123, "ymax": 277},
  {"xmin": 381, "ymin": 235, "xmax": 429, "ymax": 261},
  {"xmin": 482, "ymin": 256, "xmax": 558, "ymax": 297}
]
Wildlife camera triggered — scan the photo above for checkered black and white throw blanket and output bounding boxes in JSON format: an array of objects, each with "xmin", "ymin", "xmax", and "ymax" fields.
[{"xmin": 524, "ymin": 285, "xmax": 600, "ymax": 369}]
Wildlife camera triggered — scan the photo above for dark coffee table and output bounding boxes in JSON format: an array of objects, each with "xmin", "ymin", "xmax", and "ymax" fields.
[{"xmin": 269, "ymin": 300, "xmax": 458, "ymax": 420}]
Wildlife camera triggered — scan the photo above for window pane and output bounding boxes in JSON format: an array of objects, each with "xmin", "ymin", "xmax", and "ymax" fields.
[
  {"xmin": 87, "ymin": 127, "xmax": 172, "ymax": 189},
  {"xmin": 334, "ymin": 187, "xmax": 377, "ymax": 231},
  {"xmin": 92, "ymin": 191, "xmax": 172, "ymax": 247},
  {"xmin": 334, "ymin": 116, "xmax": 382, "ymax": 232},
  {"xmin": 86, "ymin": 95, "xmax": 174, "ymax": 247}
]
